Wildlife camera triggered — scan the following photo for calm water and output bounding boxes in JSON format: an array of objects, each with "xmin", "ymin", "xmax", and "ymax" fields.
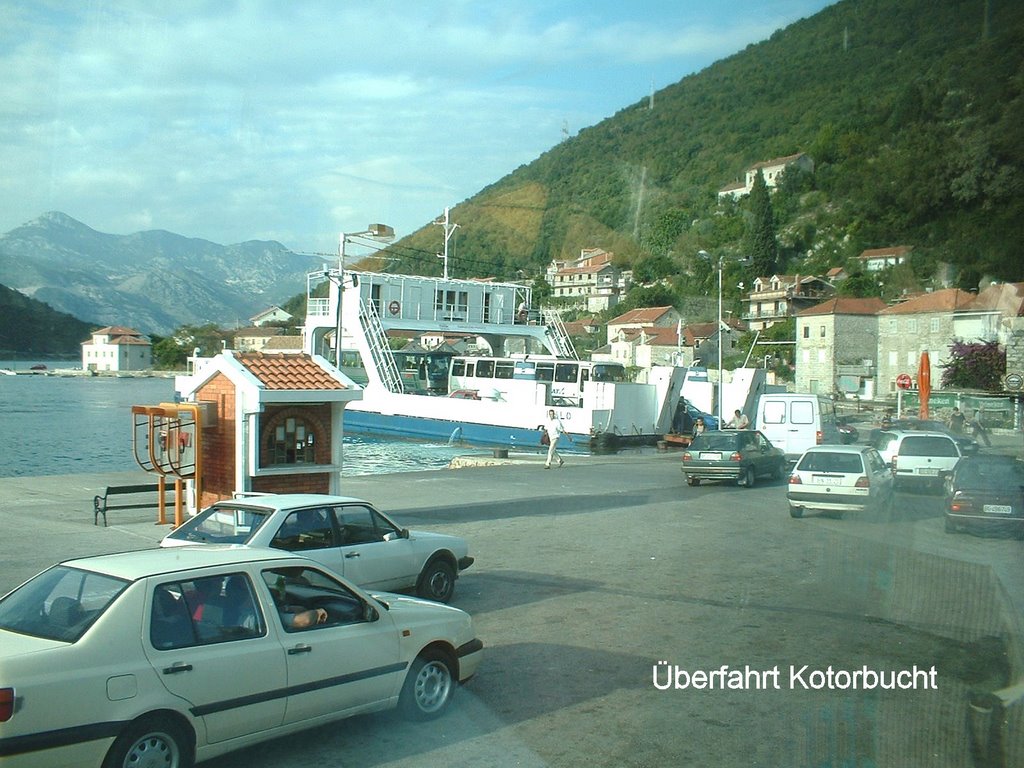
[{"xmin": 0, "ymin": 372, "xmax": 467, "ymax": 478}]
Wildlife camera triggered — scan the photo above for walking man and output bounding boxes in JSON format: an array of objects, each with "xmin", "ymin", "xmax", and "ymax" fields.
[
  {"xmin": 544, "ymin": 409, "xmax": 565, "ymax": 469},
  {"xmin": 970, "ymin": 409, "xmax": 991, "ymax": 447}
]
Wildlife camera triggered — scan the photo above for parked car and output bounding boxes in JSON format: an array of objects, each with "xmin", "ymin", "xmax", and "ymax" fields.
[
  {"xmin": 0, "ymin": 546, "xmax": 483, "ymax": 768},
  {"xmin": 787, "ymin": 444, "xmax": 894, "ymax": 519},
  {"xmin": 944, "ymin": 455, "xmax": 1024, "ymax": 537},
  {"xmin": 868, "ymin": 419, "xmax": 979, "ymax": 456},
  {"xmin": 877, "ymin": 431, "xmax": 962, "ymax": 491},
  {"xmin": 681, "ymin": 430, "xmax": 786, "ymax": 488},
  {"xmin": 162, "ymin": 494, "xmax": 473, "ymax": 603}
]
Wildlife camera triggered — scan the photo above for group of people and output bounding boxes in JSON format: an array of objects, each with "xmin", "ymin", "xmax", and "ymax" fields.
[{"xmin": 948, "ymin": 406, "xmax": 991, "ymax": 446}]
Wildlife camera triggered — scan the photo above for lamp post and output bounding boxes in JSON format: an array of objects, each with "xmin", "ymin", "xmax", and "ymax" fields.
[
  {"xmin": 698, "ymin": 250, "xmax": 725, "ymax": 425},
  {"xmin": 334, "ymin": 223, "xmax": 395, "ymax": 365}
]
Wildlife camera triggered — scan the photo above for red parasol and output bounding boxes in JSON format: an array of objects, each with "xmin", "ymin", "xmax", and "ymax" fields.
[{"xmin": 917, "ymin": 351, "xmax": 931, "ymax": 420}]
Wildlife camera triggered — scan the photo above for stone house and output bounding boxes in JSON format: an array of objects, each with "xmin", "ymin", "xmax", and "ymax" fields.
[
  {"xmin": 795, "ymin": 297, "xmax": 887, "ymax": 397},
  {"xmin": 605, "ymin": 306, "xmax": 681, "ymax": 345},
  {"xmin": 233, "ymin": 326, "xmax": 282, "ymax": 352},
  {"xmin": 81, "ymin": 326, "xmax": 152, "ymax": 372},
  {"xmin": 876, "ymin": 289, "xmax": 976, "ymax": 394}
]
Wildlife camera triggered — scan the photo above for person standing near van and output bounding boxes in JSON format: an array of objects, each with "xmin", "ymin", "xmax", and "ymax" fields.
[
  {"xmin": 543, "ymin": 409, "xmax": 565, "ymax": 469},
  {"xmin": 726, "ymin": 409, "xmax": 749, "ymax": 429},
  {"xmin": 948, "ymin": 407, "xmax": 966, "ymax": 433}
]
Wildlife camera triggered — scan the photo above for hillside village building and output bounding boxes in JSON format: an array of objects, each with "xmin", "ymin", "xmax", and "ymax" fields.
[
  {"xmin": 250, "ymin": 305, "xmax": 294, "ymax": 327},
  {"xmin": 717, "ymin": 152, "xmax": 814, "ymax": 200},
  {"xmin": 547, "ymin": 248, "xmax": 631, "ymax": 312},
  {"xmin": 81, "ymin": 326, "xmax": 152, "ymax": 372},
  {"xmin": 795, "ymin": 297, "xmax": 887, "ymax": 398},
  {"xmin": 857, "ymin": 246, "xmax": 913, "ymax": 272},
  {"xmin": 744, "ymin": 274, "xmax": 835, "ymax": 331}
]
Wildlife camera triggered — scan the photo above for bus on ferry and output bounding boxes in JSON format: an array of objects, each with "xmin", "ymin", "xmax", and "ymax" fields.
[{"xmin": 448, "ymin": 356, "xmax": 627, "ymax": 406}]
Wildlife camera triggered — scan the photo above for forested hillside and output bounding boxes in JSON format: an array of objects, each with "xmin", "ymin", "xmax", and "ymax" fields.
[
  {"xmin": 0, "ymin": 282, "xmax": 96, "ymax": 357},
  {"xmin": 377, "ymin": 0, "xmax": 1024, "ymax": 310}
]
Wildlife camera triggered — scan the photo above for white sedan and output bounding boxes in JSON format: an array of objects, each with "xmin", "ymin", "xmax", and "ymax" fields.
[
  {"xmin": 161, "ymin": 494, "xmax": 473, "ymax": 603},
  {"xmin": 0, "ymin": 546, "xmax": 483, "ymax": 768}
]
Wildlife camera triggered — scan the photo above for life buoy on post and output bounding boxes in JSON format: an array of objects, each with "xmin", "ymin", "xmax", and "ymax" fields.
[{"xmin": 388, "ymin": 300, "xmax": 401, "ymax": 316}]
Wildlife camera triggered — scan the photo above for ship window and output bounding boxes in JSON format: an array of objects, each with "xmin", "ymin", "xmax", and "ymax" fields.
[
  {"xmin": 494, "ymin": 361, "xmax": 514, "ymax": 379},
  {"xmin": 451, "ymin": 359, "xmax": 466, "ymax": 376},
  {"xmin": 554, "ymin": 363, "xmax": 579, "ymax": 383},
  {"xmin": 475, "ymin": 360, "xmax": 494, "ymax": 378}
]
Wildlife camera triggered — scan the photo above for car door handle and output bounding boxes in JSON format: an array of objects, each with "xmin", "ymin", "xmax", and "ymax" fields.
[
  {"xmin": 344, "ymin": 551, "xmax": 360, "ymax": 558},
  {"xmin": 162, "ymin": 663, "xmax": 193, "ymax": 674},
  {"xmin": 287, "ymin": 644, "xmax": 313, "ymax": 655}
]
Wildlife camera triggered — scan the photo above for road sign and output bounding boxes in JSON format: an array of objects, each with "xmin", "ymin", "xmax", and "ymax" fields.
[
  {"xmin": 1005, "ymin": 372, "xmax": 1024, "ymax": 391},
  {"xmin": 896, "ymin": 373, "xmax": 913, "ymax": 390}
]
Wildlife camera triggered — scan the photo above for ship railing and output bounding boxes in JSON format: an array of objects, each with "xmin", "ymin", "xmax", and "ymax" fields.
[
  {"xmin": 359, "ymin": 298, "xmax": 404, "ymax": 394},
  {"xmin": 542, "ymin": 308, "xmax": 579, "ymax": 360}
]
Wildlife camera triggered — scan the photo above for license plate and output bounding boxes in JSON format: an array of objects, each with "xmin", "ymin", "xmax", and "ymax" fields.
[
  {"xmin": 917, "ymin": 468, "xmax": 939, "ymax": 476},
  {"xmin": 811, "ymin": 475, "xmax": 842, "ymax": 486},
  {"xmin": 699, "ymin": 452, "xmax": 722, "ymax": 460},
  {"xmin": 983, "ymin": 504, "xmax": 1013, "ymax": 515}
]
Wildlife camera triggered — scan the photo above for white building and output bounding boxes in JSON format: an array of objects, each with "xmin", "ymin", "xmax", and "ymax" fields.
[
  {"xmin": 82, "ymin": 326, "xmax": 152, "ymax": 372},
  {"xmin": 717, "ymin": 152, "xmax": 815, "ymax": 200}
]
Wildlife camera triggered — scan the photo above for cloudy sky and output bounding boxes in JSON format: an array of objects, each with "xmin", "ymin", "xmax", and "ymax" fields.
[{"xmin": 1, "ymin": 0, "xmax": 835, "ymax": 254}]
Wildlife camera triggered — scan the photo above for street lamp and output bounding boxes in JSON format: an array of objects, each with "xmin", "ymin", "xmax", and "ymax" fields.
[
  {"xmin": 697, "ymin": 250, "xmax": 726, "ymax": 425},
  {"xmin": 334, "ymin": 223, "xmax": 395, "ymax": 364}
]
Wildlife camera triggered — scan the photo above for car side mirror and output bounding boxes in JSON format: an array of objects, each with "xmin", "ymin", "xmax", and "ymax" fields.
[
  {"xmin": 400, "ymin": 528, "xmax": 410, "ymax": 539},
  {"xmin": 363, "ymin": 603, "xmax": 379, "ymax": 622}
]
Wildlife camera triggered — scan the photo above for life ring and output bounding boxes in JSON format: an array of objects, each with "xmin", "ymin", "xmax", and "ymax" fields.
[{"xmin": 388, "ymin": 300, "xmax": 400, "ymax": 316}]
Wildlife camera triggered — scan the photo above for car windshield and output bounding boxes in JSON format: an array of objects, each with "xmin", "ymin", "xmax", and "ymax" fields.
[
  {"xmin": 689, "ymin": 433, "xmax": 741, "ymax": 451},
  {"xmin": 796, "ymin": 452, "xmax": 864, "ymax": 473},
  {"xmin": 0, "ymin": 565, "xmax": 128, "ymax": 642},
  {"xmin": 956, "ymin": 460, "xmax": 1024, "ymax": 488},
  {"xmin": 168, "ymin": 505, "xmax": 272, "ymax": 544}
]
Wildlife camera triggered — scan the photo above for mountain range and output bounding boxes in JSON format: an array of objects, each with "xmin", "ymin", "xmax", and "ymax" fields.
[
  {"xmin": 0, "ymin": 212, "xmax": 322, "ymax": 337},
  {"xmin": 2, "ymin": 0, "xmax": 1023, "ymax": 354}
]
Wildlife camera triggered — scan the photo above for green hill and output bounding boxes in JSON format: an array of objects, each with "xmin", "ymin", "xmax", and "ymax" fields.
[
  {"xmin": 0, "ymin": 282, "xmax": 97, "ymax": 357},
  {"xmin": 377, "ymin": 0, "xmax": 1024, "ymax": 307}
]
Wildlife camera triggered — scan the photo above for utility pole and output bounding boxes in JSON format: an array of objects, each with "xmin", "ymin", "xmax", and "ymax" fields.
[{"xmin": 434, "ymin": 207, "xmax": 459, "ymax": 280}]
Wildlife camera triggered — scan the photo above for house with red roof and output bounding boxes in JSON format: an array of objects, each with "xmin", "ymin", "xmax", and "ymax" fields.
[
  {"xmin": 546, "ymin": 248, "xmax": 632, "ymax": 312},
  {"xmin": 795, "ymin": 297, "xmax": 887, "ymax": 397},
  {"xmin": 857, "ymin": 246, "xmax": 913, "ymax": 272},
  {"xmin": 81, "ymin": 326, "xmax": 152, "ymax": 372},
  {"xmin": 744, "ymin": 274, "xmax": 835, "ymax": 331}
]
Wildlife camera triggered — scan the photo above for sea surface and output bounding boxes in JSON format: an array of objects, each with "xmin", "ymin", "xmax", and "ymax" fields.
[{"xmin": 0, "ymin": 368, "xmax": 468, "ymax": 478}]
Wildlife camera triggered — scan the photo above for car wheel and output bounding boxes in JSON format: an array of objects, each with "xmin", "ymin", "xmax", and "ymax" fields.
[
  {"xmin": 399, "ymin": 648, "xmax": 455, "ymax": 720},
  {"xmin": 686, "ymin": 477, "xmax": 700, "ymax": 486},
  {"xmin": 740, "ymin": 466, "xmax": 755, "ymax": 488},
  {"xmin": 771, "ymin": 461, "xmax": 784, "ymax": 481},
  {"xmin": 103, "ymin": 716, "xmax": 193, "ymax": 768},
  {"xmin": 789, "ymin": 505, "xmax": 804, "ymax": 519},
  {"xmin": 417, "ymin": 559, "xmax": 456, "ymax": 603}
]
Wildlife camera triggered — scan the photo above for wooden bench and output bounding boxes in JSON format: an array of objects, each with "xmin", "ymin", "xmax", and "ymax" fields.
[{"xmin": 93, "ymin": 483, "xmax": 172, "ymax": 526}]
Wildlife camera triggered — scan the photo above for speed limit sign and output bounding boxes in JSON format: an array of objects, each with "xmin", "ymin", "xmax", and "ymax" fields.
[{"xmin": 896, "ymin": 373, "xmax": 913, "ymax": 390}]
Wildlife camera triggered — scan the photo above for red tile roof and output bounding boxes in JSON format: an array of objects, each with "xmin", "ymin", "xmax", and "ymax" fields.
[
  {"xmin": 878, "ymin": 288, "xmax": 975, "ymax": 315},
  {"xmin": 798, "ymin": 297, "xmax": 887, "ymax": 316},
  {"xmin": 236, "ymin": 352, "xmax": 346, "ymax": 390},
  {"xmin": 608, "ymin": 306, "xmax": 675, "ymax": 325},
  {"xmin": 967, "ymin": 282, "xmax": 1024, "ymax": 316}
]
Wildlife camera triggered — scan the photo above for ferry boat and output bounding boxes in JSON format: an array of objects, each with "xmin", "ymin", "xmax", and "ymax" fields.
[{"xmin": 301, "ymin": 266, "xmax": 753, "ymax": 452}]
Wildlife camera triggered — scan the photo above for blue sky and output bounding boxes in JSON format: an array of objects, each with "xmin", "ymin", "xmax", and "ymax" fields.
[{"xmin": 0, "ymin": 1, "xmax": 836, "ymax": 253}]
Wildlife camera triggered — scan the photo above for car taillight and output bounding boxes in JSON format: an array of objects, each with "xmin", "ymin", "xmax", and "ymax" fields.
[
  {"xmin": 816, "ymin": 430, "xmax": 823, "ymax": 445},
  {"xmin": 789, "ymin": 475, "xmax": 802, "ymax": 484},
  {"xmin": 682, "ymin": 452, "xmax": 692, "ymax": 462},
  {"xmin": 950, "ymin": 494, "xmax": 972, "ymax": 513},
  {"xmin": 0, "ymin": 688, "xmax": 13, "ymax": 722},
  {"xmin": 730, "ymin": 452, "xmax": 742, "ymax": 462},
  {"xmin": 855, "ymin": 476, "xmax": 870, "ymax": 488}
]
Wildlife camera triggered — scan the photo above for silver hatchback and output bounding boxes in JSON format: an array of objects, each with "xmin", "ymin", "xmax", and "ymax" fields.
[{"xmin": 788, "ymin": 445, "xmax": 894, "ymax": 519}]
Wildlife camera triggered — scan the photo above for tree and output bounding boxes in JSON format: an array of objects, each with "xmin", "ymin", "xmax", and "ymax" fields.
[
  {"xmin": 746, "ymin": 170, "xmax": 778, "ymax": 277},
  {"xmin": 152, "ymin": 324, "xmax": 227, "ymax": 370},
  {"xmin": 940, "ymin": 340, "xmax": 1005, "ymax": 391}
]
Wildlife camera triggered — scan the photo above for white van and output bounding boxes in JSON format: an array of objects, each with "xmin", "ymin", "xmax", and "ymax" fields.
[{"xmin": 754, "ymin": 393, "xmax": 842, "ymax": 461}]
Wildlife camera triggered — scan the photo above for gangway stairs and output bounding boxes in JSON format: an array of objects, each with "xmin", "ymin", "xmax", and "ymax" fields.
[
  {"xmin": 543, "ymin": 308, "xmax": 579, "ymax": 360},
  {"xmin": 358, "ymin": 298, "xmax": 405, "ymax": 393}
]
